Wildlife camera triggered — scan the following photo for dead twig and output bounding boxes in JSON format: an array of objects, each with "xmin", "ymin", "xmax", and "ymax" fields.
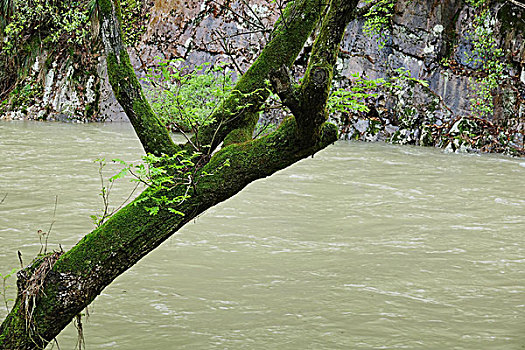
[
  {"xmin": 18, "ymin": 251, "xmax": 24, "ymax": 269},
  {"xmin": 216, "ymin": 35, "xmax": 244, "ymax": 75},
  {"xmin": 507, "ymin": 0, "xmax": 525, "ymax": 9},
  {"xmin": 74, "ymin": 313, "xmax": 86, "ymax": 350},
  {"xmin": 20, "ymin": 251, "xmax": 64, "ymax": 341}
]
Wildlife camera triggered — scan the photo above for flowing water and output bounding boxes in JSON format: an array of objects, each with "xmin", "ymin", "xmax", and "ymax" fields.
[{"xmin": 0, "ymin": 121, "xmax": 524, "ymax": 349}]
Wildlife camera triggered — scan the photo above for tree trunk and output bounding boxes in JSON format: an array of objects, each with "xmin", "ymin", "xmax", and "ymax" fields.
[{"xmin": 0, "ymin": 0, "xmax": 357, "ymax": 348}]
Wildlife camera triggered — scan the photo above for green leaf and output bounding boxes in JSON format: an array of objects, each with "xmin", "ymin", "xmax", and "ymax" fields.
[
  {"xmin": 167, "ymin": 208, "xmax": 185, "ymax": 216},
  {"xmin": 145, "ymin": 206, "xmax": 160, "ymax": 216}
]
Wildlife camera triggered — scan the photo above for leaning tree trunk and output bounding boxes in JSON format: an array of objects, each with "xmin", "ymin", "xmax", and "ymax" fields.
[{"xmin": 0, "ymin": 0, "xmax": 358, "ymax": 348}]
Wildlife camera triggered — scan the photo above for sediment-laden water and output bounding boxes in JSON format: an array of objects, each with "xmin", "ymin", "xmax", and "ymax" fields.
[{"xmin": 1, "ymin": 121, "xmax": 523, "ymax": 349}]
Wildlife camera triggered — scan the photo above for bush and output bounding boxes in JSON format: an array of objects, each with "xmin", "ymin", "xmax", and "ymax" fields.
[{"xmin": 143, "ymin": 58, "xmax": 234, "ymax": 134}]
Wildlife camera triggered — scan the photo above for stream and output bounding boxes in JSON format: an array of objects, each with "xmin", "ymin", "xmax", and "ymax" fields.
[{"xmin": 0, "ymin": 121, "xmax": 524, "ymax": 349}]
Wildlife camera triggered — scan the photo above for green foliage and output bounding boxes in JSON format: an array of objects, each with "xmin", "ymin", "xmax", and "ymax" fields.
[
  {"xmin": 1, "ymin": 0, "xmax": 145, "ymax": 53},
  {"xmin": 362, "ymin": 0, "xmax": 395, "ymax": 49},
  {"xmin": 1, "ymin": 0, "xmax": 92, "ymax": 54},
  {"xmin": 466, "ymin": 0, "xmax": 487, "ymax": 8},
  {"xmin": 328, "ymin": 74, "xmax": 386, "ymax": 115},
  {"xmin": 143, "ymin": 58, "xmax": 275, "ymax": 148},
  {"xmin": 328, "ymin": 67, "xmax": 428, "ymax": 116},
  {"xmin": 0, "ymin": 0, "xmax": 97, "ymax": 112},
  {"xmin": 9, "ymin": 82, "xmax": 43, "ymax": 111},
  {"xmin": 90, "ymin": 158, "xmax": 140, "ymax": 228},
  {"xmin": 111, "ymin": 152, "xmax": 229, "ymax": 217},
  {"xmin": 465, "ymin": 2, "xmax": 507, "ymax": 119},
  {"xmin": 0, "ymin": 268, "xmax": 17, "ymax": 311},
  {"xmin": 143, "ymin": 58, "xmax": 235, "ymax": 140},
  {"xmin": 120, "ymin": 0, "xmax": 149, "ymax": 46}
]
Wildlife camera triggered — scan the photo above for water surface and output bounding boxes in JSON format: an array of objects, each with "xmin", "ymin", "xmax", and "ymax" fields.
[{"xmin": 0, "ymin": 121, "xmax": 524, "ymax": 349}]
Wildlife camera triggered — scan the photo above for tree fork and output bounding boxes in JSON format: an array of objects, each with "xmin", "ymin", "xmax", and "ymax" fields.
[
  {"xmin": 0, "ymin": 0, "xmax": 358, "ymax": 348},
  {"xmin": 192, "ymin": 0, "xmax": 328, "ymax": 152}
]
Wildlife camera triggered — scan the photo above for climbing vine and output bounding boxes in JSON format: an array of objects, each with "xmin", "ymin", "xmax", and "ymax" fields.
[
  {"xmin": 465, "ymin": 0, "xmax": 507, "ymax": 119},
  {"xmin": 120, "ymin": 0, "xmax": 149, "ymax": 46},
  {"xmin": 362, "ymin": 0, "xmax": 395, "ymax": 48}
]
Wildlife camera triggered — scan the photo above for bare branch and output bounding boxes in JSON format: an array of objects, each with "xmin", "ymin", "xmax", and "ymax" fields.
[
  {"xmin": 215, "ymin": 34, "xmax": 244, "ymax": 75},
  {"xmin": 203, "ymin": 29, "xmax": 271, "ymax": 46},
  {"xmin": 44, "ymin": 196, "xmax": 58, "ymax": 255},
  {"xmin": 239, "ymin": 0, "xmax": 268, "ymax": 31},
  {"xmin": 208, "ymin": 0, "xmax": 267, "ymax": 30},
  {"xmin": 507, "ymin": 0, "xmax": 525, "ymax": 8}
]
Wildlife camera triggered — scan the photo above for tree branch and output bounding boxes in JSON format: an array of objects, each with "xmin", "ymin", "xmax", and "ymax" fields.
[
  {"xmin": 98, "ymin": 0, "xmax": 180, "ymax": 157},
  {"xmin": 507, "ymin": 0, "xmax": 525, "ymax": 8},
  {"xmin": 0, "ymin": 119, "xmax": 337, "ymax": 349},
  {"xmin": 0, "ymin": 0, "xmax": 348, "ymax": 347},
  {"xmin": 192, "ymin": 0, "xmax": 328, "ymax": 151},
  {"xmin": 269, "ymin": 65, "xmax": 301, "ymax": 114},
  {"xmin": 292, "ymin": 0, "xmax": 359, "ymax": 143}
]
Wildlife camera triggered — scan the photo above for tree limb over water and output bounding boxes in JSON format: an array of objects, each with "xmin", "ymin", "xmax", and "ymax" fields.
[{"xmin": 0, "ymin": 0, "xmax": 359, "ymax": 347}]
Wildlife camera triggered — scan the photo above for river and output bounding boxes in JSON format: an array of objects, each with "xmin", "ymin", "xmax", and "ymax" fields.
[{"xmin": 0, "ymin": 121, "xmax": 524, "ymax": 349}]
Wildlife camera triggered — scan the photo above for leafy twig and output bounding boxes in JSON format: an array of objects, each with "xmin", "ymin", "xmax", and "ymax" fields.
[{"xmin": 38, "ymin": 195, "xmax": 58, "ymax": 255}]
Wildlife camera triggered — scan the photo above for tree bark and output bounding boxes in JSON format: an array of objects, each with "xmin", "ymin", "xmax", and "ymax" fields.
[
  {"xmin": 0, "ymin": 0, "xmax": 358, "ymax": 348},
  {"xmin": 190, "ymin": 0, "xmax": 328, "ymax": 151},
  {"xmin": 98, "ymin": 0, "xmax": 180, "ymax": 156}
]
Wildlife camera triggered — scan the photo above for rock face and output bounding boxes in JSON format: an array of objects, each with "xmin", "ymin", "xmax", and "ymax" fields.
[
  {"xmin": 134, "ymin": 0, "xmax": 276, "ymax": 68},
  {"xmin": 1, "ymin": 0, "xmax": 524, "ymax": 154},
  {"xmin": 0, "ymin": 48, "xmax": 103, "ymax": 122},
  {"xmin": 336, "ymin": 0, "xmax": 524, "ymax": 154}
]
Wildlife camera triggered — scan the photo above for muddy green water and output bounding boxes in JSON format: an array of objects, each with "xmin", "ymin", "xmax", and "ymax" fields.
[{"xmin": 0, "ymin": 121, "xmax": 524, "ymax": 349}]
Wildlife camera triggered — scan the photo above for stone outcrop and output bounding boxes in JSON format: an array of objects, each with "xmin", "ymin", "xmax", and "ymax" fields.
[
  {"xmin": 336, "ymin": 0, "xmax": 524, "ymax": 154},
  {"xmin": 1, "ymin": 0, "xmax": 524, "ymax": 153}
]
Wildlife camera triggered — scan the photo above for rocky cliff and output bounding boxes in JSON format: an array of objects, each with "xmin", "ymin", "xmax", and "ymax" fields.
[
  {"xmin": 1, "ymin": 0, "xmax": 524, "ymax": 154},
  {"xmin": 338, "ymin": 0, "xmax": 524, "ymax": 154}
]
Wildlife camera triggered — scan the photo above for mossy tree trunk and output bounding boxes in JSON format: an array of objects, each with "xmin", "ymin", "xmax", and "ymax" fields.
[{"xmin": 0, "ymin": 0, "xmax": 358, "ymax": 348}]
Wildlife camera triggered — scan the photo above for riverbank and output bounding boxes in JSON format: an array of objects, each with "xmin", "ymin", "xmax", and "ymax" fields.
[
  {"xmin": 1, "ymin": 117, "xmax": 523, "ymax": 157},
  {"xmin": 1, "ymin": 1, "xmax": 524, "ymax": 157}
]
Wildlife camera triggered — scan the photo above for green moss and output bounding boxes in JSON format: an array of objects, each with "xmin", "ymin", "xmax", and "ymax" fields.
[
  {"xmin": 224, "ymin": 128, "xmax": 252, "ymax": 146},
  {"xmin": 105, "ymin": 47, "xmax": 179, "ymax": 155},
  {"xmin": 195, "ymin": 0, "xmax": 327, "ymax": 150},
  {"xmin": 98, "ymin": 0, "xmax": 116, "ymax": 17}
]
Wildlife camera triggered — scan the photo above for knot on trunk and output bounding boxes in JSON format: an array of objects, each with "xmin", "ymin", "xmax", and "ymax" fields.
[{"xmin": 311, "ymin": 67, "xmax": 328, "ymax": 86}]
